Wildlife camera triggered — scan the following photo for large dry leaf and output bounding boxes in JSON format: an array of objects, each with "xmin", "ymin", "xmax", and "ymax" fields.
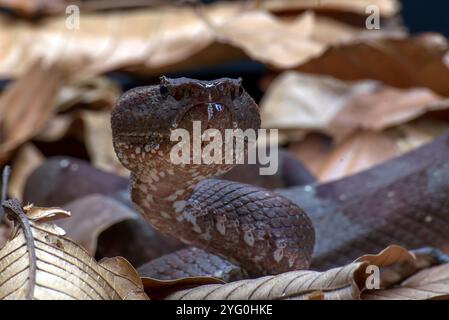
[
  {"xmin": 298, "ymin": 33, "xmax": 449, "ymax": 96},
  {"xmin": 260, "ymin": 71, "xmax": 378, "ymax": 131},
  {"xmin": 262, "ymin": 0, "xmax": 400, "ymax": 17},
  {"xmin": 214, "ymin": 11, "xmax": 324, "ymax": 69},
  {"xmin": 0, "ymin": 61, "xmax": 67, "ymax": 165},
  {"xmin": 260, "ymin": 71, "xmax": 449, "ymax": 138},
  {"xmin": 0, "ymin": 199, "xmax": 148, "ymax": 300},
  {"xmin": 0, "ymin": 222, "xmax": 10, "ymax": 249},
  {"xmin": 0, "ymin": 3, "xmax": 394, "ymax": 77},
  {"xmin": 0, "ymin": 0, "xmax": 177, "ymax": 16},
  {"xmin": 292, "ymin": 119, "xmax": 449, "ymax": 182},
  {"xmin": 330, "ymin": 87, "xmax": 449, "ymax": 139},
  {"xmin": 8, "ymin": 144, "xmax": 45, "ymax": 201},
  {"xmin": 363, "ymin": 262, "xmax": 449, "ymax": 300},
  {"xmin": 35, "ymin": 110, "xmax": 127, "ymax": 176},
  {"xmin": 158, "ymin": 246, "xmax": 412, "ymax": 300},
  {"xmin": 289, "ymin": 133, "xmax": 332, "ymax": 177},
  {"xmin": 56, "ymin": 76, "xmax": 122, "ymax": 112},
  {"xmin": 0, "ymin": 0, "xmax": 400, "ymax": 18},
  {"xmin": 80, "ymin": 110, "xmax": 127, "ymax": 175},
  {"xmin": 317, "ymin": 131, "xmax": 399, "ymax": 182},
  {"xmin": 59, "ymin": 195, "xmax": 137, "ymax": 255}
]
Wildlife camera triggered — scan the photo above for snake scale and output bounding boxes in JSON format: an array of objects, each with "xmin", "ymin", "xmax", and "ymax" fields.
[{"xmin": 111, "ymin": 77, "xmax": 449, "ymax": 280}]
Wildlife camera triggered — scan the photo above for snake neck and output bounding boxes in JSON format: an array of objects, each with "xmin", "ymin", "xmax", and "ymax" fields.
[{"xmin": 129, "ymin": 162, "xmax": 233, "ymax": 236}]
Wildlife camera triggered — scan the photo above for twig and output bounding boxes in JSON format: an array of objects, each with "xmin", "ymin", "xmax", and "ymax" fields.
[{"xmin": 0, "ymin": 165, "xmax": 11, "ymax": 222}]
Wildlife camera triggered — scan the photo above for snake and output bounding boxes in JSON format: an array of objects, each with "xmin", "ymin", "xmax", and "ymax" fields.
[{"xmin": 111, "ymin": 77, "xmax": 315, "ymax": 278}]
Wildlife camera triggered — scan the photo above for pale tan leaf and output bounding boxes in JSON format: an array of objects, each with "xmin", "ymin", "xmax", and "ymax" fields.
[
  {"xmin": 99, "ymin": 257, "xmax": 149, "ymax": 300},
  {"xmin": 0, "ymin": 61, "xmax": 67, "ymax": 165},
  {"xmin": 330, "ymin": 87, "xmax": 449, "ymax": 139},
  {"xmin": 317, "ymin": 131, "xmax": 399, "ymax": 182},
  {"xmin": 0, "ymin": 200, "xmax": 148, "ymax": 300},
  {"xmin": 80, "ymin": 110, "xmax": 129, "ymax": 176},
  {"xmin": 363, "ymin": 262, "xmax": 449, "ymax": 300},
  {"xmin": 289, "ymin": 133, "xmax": 332, "ymax": 177},
  {"xmin": 0, "ymin": 3, "xmax": 391, "ymax": 77},
  {"xmin": 316, "ymin": 119, "xmax": 449, "ymax": 182},
  {"xmin": 0, "ymin": 6, "xmax": 221, "ymax": 77},
  {"xmin": 355, "ymin": 245, "xmax": 415, "ymax": 266},
  {"xmin": 260, "ymin": 71, "xmax": 379, "ymax": 130},
  {"xmin": 298, "ymin": 33, "xmax": 449, "ymax": 96},
  {"xmin": 24, "ymin": 205, "xmax": 71, "ymax": 224},
  {"xmin": 215, "ymin": 11, "xmax": 324, "ymax": 69},
  {"xmin": 35, "ymin": 110, "xmax": 128, "ymax": 176},
  {"xmin": 0, "ymin": 0, "xmax": 400, "ymax": 19},
  {"xmin": 56, "ymin": 76, "xmax": 122, "ymax": 112},
  {"xmin": 261, "ymin": 72, "xmax": 449, "ymax": 140},
  {"xmin": 34, "ymin": 114, "xmax": 74, "ymax": 142},
  {"xmin": 262, "ymin": 0, "xmax": 400, "ymax": 17},
  {"xmin": 8, "ymin": 144, "xmax": 45, "ymax": 201},
  {"xmin": 60, "ymin": 195, "xmax": 138, "ymax": 255},
  {"xmin": 0, "ymin": 222, "xmax": 10, "ymax": 249},
  {"xmin": 161, "ymin": 246, "xmax": 413, "ymax": 300}
]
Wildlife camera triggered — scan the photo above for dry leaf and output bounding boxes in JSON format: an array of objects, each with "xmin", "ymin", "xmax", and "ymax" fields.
[
  {"xmin": 373, "ymin": 248, "xmax": 449, "ymax": 289},
  {"xmin": 260, "ymin": 71, "xmax": 380, "ymax": 131},
  {"xmin": 0, "ymin": 0, "xmax": 400, "ymax": 18},
  {"xmin": 289, "ymin": 133, "xmax": 332, "ymax": 177},
  {"xmin": 0, "ymin": 222, "xmax": 10, "ymax": 249},
  {"xmin": 0, "ymin": 3, "xmax": 394, "ymax": 77},
  {"xmin": 262, "ymin": 0, "xmax": 400, "ymax": 18},
  {"xmin": 0, "ymin": 61, "xmax": 67, "ymax": 165},
  {"xmin": 317, "ymin": 119, "xmax": 449, "ymax": 182},
  {"xmin": 0, "ymin": 6, "xmax": 226, "ymax": 77},
  {"xmin": 261, "ymin": 72, "xmax": 449, "ymax": 138},
  {"xmin": 298, "ymin": 33, "xmax": 449, "ymax": 96},
  {"xmin": 79, "ymin": 110, "xmax": 127, "ymax": 175},
  {"xmin": 330, "ymin": 87, "xmax": 449, "ymax": 139},
  {"xmin": 317, "ymin": 131, "xmax": 398, "ymax": 182},
  {"xmin": 0, "ymin": 0, "xmax": 180, "ymax": 16},
  {"xmin": 56, "ymin": 76, "xmax": 122, "ymax": 112},
  {"xmin": 214, "ymin": 11, "xmax": 324, "ymax": 69},
  {"xmin": 8, "ymin": 144, "xmax": 45, "ymax": 201},
  {"xmin": 363, "ymin": 262, "xmax": 449, "ymax": 300},
  {"xmin": 35, "ymin": 110, "xmax": 128, "ymax": 176},
  {"xmin": 0, "ymin": 199, "xmax": 148, "ymax": 300},
  {"xmin": 59, "ymin": 195, "xmax": 138, "ymax": 255},
  {"xmin": 158, "ymin": 246, "xmax": 412, "ymax": 300}
]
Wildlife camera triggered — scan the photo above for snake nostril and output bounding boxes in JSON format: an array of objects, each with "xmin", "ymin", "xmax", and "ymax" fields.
[{"xmin": 160, "ymin": 84, "xmax": 168, "ymax": 97}]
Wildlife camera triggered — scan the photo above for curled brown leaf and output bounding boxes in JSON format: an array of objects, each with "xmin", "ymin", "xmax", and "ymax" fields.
[{"xmin": 153, "ymin": 246, "xmax": 413, "ymax": 300}]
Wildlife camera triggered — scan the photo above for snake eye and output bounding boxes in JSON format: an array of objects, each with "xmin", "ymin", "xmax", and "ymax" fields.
[{"xmin": 160, "ymin": 85, "xmax": 168, "ymax": 98}]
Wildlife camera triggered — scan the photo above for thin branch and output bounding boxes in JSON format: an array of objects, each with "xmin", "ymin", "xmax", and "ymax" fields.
[{"xmin": 0, "ymin": 165, "xmax": 11, "ymax": 222}]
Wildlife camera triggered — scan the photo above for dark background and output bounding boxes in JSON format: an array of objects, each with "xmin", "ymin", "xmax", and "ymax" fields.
[{"xmin": 401, "ymin": 0, "xmax": 449, "ymax": 36}]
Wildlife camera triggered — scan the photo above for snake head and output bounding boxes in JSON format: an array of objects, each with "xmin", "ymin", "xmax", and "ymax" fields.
[{"xmin": 111, "ymin": 77, "xmax": 261, "ymax": 173}]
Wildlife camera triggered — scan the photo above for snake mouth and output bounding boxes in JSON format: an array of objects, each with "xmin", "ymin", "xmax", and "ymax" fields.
[{"xmin": 171, "ymin": 101, "xmax": 237, "ymax": 131}]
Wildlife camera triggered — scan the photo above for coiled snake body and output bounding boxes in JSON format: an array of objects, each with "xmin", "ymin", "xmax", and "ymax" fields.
[{"xmin": 111, "ymin": 77, "xmax": 315, "ymax": 277}]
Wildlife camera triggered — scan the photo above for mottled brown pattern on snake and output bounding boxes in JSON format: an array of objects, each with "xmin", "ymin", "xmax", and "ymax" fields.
[{"xmin": 111, "ymin": 77, "xmax": 315, "ymax": 277}]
